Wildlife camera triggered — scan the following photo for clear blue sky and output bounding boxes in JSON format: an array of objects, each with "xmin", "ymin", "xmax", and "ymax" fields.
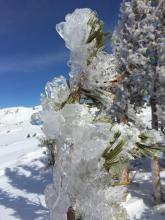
[{"xmin": 0, "ymin": 0, "xmax": 122, "ymax": 108}]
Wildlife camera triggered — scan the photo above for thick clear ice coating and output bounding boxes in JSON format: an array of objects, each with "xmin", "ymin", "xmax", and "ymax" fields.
[
  {"xmin": 56, "ymin": 8, "xmax": 103, "ymax": 86},
  {"xmin": 41, "ymin": 97, "xmax": 164, "ymax": 220},
  {"xmin": 41, "ymin": 76, "xmax": 70, "ymax": 111},
  {"xmin": 42, "ymin": 103, "xmax": 127, "ymax": 220},
  {"xmin": 56, "ymin": 8, "xmax": 94, "ymax": 51},
  {"xmin": 84, "ymin": 52, "xmax": 117, "ymax": 90}
]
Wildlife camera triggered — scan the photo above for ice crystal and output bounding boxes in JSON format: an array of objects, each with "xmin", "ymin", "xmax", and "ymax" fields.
[
  {"xmin": 84, "ymin": 52, "xmax": 117, "ymax": 90},
  {"xmin": 42, "ymin": 103, "xmax": 129, "ymax": 220},
  {"xmin": 56, "ymin": 8, "xmax": 104, "ymax": 88},
  {"xmin": 41, "ymin": 76, "xmax": 70, "ymax": 111}
]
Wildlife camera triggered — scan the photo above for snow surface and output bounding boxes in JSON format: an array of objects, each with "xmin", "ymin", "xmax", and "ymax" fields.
[
  {"xmin": 0, "ymin": 106, "xmax": 51, "ymax": 220},
  {"xmin": 123, "ymin": 157, "xmax": 165, "ymax": 220},
  {"xmin": 123, "ymin": 107, "xmax": 165, "ymax": 219},
  {"xmin": 0, "ymin": 106, "xmax": 165, "ymax": 219}
]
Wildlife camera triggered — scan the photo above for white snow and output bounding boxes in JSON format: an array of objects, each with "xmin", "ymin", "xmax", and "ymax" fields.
[
  {"xmin": 0, "ymin": 106, "xmax": 165, "ymax": 219},
  {"xmin": 123, "ymin": 157, "xmax": 165, "ymax": 220},
  {"xmin": 0, "ymin": 106, "xmax": 51, "ymax": 220}
]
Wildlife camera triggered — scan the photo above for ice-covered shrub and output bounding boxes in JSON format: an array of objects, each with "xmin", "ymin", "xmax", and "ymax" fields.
[
  {"xmin": 41, "ymin": 95, "xmax": 163, "ymax": 219},
  {"xmin": 40, "ymin": 6, "xmax": 165, "ymax": 219},
  {"xmin": 42, "ymin": 103, "xmax": 129, "ymax": 220}
]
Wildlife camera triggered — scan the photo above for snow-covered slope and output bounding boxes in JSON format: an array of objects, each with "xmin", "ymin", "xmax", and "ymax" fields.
[
  {"xmin": 123, "ymin": 158, "xmax": 165, "ymax": 220},
  {"xmin": 0, "ymin": 106, "xmax": 51, "ymax": 220},
  {"xmin": 0, "ymin": 106, "xmax": 165, "ymax": 220}
]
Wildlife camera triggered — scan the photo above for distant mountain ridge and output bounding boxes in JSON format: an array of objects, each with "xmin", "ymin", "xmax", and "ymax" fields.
[{"xmin": 0, "ymin": 106, "xmax": 41, "ymax": 125}]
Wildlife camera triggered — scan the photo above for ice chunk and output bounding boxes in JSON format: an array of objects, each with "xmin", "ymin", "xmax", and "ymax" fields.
[
  {"xmin": 56, "ymin": 8, "xmax": 104, "ymax": 87},
  {"xmin": 41, "ymin": 76, "xmax": 70, "ymax": 111},
  {"xmin": 84, "ymin": 52, "xmax": 117, "ymax": 90}
]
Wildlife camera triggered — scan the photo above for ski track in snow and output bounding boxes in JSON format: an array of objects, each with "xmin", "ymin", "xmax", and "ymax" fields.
[{"xmin": 0, "ymin": 107, "xmax": 51, "ymax": 220}]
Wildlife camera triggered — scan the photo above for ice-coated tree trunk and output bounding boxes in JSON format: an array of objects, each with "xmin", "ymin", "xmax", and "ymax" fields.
[{"xmin": 150, "ymin": 76, "xmax": 162, "ymax": 204}]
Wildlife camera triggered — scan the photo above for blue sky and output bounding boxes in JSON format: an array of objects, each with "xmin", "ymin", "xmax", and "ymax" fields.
[{"xmin": 0, "ymin": 0, "xmax": 122, "ymax": 108}]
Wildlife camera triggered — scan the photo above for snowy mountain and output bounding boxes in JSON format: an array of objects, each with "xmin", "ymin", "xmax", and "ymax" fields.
[{"xmin": 0, "ymin": 106, "xmax": 51, "ymax": 220}]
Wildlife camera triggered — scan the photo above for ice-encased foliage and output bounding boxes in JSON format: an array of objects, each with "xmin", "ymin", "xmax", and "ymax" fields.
[
  {"xmin": 84, "ymin": 52, "xmax": 117, "ymax": 90},
  {"xmin": 56, "ymin": 8, "xmax": 104, "ymax": 88},
  {"xmin": 41, "ymin": 76, "xmax": 70, "ymax": 111},
  {"xmin": 42, "ymin": 103, "xmax": 135, "ymax": 220},
  {"xmin": 82, "ymin": 51, "xmax": 121, "ymax": 112},
  {"xmin": 41, "ymin": 101, "xmax": 164, "ymax": 219},
  {"xmin": 40, "ymin": 5, "xmax": 165, "ymax": 219}
]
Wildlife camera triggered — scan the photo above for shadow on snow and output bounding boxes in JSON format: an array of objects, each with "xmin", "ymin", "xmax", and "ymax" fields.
[
  {"xmin": 128, "ymin": 157, "xmax": 165, "ymax": 220},
  {"xmin": 0, "ymin": 157, "xmax": 52, "ymax": 220}
]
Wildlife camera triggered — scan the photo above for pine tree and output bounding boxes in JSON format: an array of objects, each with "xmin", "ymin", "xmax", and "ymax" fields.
[
  {"xmin": 113, "ymin": 0, "xmax": 152, "ymax": 185},
  {"xmin": 113, "ymin": 0, "xmax": 165, "ymax": 203}
]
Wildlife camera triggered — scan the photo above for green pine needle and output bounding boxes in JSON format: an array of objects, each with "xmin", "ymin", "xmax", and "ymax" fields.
[
  {"xmin": 138, "ymin": 133, "xmax": 149, "ymax": 143},
  {"xmin": 135, "ymin": 142, "xmax": 165, "ymax": 159},
  {"xmin": 102, "ymin": 139, "xmax": 125, "ymax": 172}
]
